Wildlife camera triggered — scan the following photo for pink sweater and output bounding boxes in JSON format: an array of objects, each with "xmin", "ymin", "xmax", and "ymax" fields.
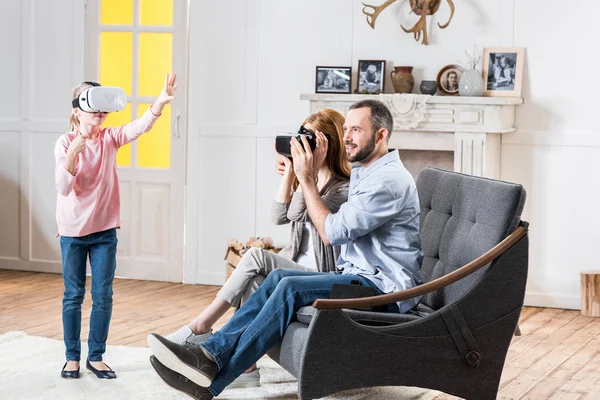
[{"xmin": 54, "ymin": 108, "xmax": 160, "ymax": 237}]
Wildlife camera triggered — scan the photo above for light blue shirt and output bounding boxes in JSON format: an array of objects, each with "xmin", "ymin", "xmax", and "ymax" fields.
[{"xmin": 325, "ymin": 150, "xmax": 423, "ymax": 312}]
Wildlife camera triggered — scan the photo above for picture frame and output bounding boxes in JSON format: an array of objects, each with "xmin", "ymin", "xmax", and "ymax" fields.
[
  {"xmin": 482, "ymin": 47, "xmax": 525, "ymax": 97},
  {"xmin": 315, "ymin": 66, "xmax": 352, "ymax": 94},
  {"xmin": 436, "ymin": 64, "xmax": 463, "ymax": 96},
  {"xmin": 357, "ymin": 60, "xmax": 386, "ymax": 94}
]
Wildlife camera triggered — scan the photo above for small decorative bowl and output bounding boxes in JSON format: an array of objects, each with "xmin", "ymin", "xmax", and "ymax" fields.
[{"xmin": 420, "ymin": 80, "xmax": 437, "ymax": 95}]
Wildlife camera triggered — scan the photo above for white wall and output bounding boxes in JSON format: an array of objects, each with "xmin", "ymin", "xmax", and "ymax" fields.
[
  {"xmin": 503, "ymin": 1, "xmax": 600, "ymax": 309},
  {"xmin": 0, "ymin": 0, "xmax": 84, "ymax": 273},
  {"xmin": 1, "ymin": 0, "xmax": 598, "ymax": 311},
  {"xmin": 186, "ymin": 0, "xmax": 600, "ymax": 310}
]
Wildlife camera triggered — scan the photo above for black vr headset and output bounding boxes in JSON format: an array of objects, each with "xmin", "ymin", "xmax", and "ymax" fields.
[
  {"xmin": 71, "ymin": 81, "xmax": 127, "ymax": 113},
  {"xmin": 275, "ymin": 126, "xmax": 317, "ymax": 158}
]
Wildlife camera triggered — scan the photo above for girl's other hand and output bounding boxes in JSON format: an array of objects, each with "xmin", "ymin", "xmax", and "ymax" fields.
[{"xmin": 67, "ymin": 135, "xmax": 86, "ymax": 157}]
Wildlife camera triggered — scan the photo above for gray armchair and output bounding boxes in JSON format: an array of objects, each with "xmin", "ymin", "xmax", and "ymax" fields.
[{"xmin": 268, "ymin": 167, "xmax": 529, "ymax": 400}]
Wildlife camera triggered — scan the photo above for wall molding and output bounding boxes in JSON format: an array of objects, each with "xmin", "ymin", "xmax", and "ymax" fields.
[
  {"xmin": 0, "ymin": 119, "xmax": 69, "ymax": 133},
  {"xmin": 503, "ymin": 129, "xmax": 600, "ymax": 147},
  {"xmin": 20, "ymin": 0, "xmax": 32, "ymax": 120},
  {"xmin": 197, "ymin": 123, "xmax": 291, "ymax": 138},
  {"xmin": 244, "ymin": 0, "xmax": 260, "ymax": 125},
  {"xmin": 525, "ymin": 291, "xmax": 580, "ymax": 311},
  {"xmin": 197, "ymin": 126, "xmax": 600, "ymax": 148}
]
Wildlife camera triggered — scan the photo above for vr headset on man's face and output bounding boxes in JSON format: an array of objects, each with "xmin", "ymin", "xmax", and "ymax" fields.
[
  {"xmin": 71, "ymin": 81, "xmax": 127, "ymax": 113},
  {"xmin": 275, "ymin": 126, "xmax": 317, "ymax": 158}
]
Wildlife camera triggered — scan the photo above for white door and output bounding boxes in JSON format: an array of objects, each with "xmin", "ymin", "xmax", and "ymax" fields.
[{"xmin": 84, "ymin": 0, "xmax": 188, "ymax": 282}]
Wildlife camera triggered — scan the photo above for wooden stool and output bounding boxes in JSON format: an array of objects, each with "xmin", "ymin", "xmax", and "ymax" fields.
[{"xmin": 581, "ymin": 271, "xmax": 600, "ymax": 317}]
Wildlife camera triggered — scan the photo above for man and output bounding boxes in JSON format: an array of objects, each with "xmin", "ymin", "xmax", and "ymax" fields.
[{"xmin": 147, "ymin": 99, "xmax": 423, "ymax": 399}]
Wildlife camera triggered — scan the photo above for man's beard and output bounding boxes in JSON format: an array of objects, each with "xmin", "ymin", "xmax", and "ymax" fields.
[{"xmin": 346, "ymin": 132, "xmax": 377, "ymax": 163}]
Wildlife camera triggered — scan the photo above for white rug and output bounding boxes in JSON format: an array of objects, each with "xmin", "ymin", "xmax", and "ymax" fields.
[{"xmin": 0, "ymin": 332, "xmax": 441, "ymax": 399}]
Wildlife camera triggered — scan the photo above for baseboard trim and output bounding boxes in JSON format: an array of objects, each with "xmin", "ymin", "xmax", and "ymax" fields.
[
  {"xmin": 189, "ymin": 271, "xmax": 225, "ymax": 286},
  {"xmin": 525, "ymin": 292, "xmax": 580, "ymax": 310},
  {"xmin": 0, "ymin": 259, "xmax": 61, "ymax": 274}
]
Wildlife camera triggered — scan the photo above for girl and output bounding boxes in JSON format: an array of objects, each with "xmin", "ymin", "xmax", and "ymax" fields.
[
  {"xmin": 160, "ymin": 108, "xmax": 351, "ymax": 387},
  {"xmin": 56, "ymin": 73, "xmax": 177, "ymax": 379}
]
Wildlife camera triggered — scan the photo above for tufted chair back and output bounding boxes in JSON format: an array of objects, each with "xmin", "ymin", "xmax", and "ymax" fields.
[{"xmin": 416, "ymin": 168, "xmax": 526, "ymax": 310}]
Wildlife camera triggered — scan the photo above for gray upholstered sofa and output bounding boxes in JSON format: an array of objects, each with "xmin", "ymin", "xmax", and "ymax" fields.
[{"xmin": 268, "ymin": 167, "xmax": 529, "ymax": 400}]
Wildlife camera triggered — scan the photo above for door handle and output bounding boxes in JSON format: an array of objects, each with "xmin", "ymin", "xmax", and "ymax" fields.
[{"xmin": 173, "ymin": 110, "xmax": 181, "ymax": 138}]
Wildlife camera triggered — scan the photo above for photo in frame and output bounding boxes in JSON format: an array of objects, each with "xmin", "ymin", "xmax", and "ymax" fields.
[
  {"xmin": 482, "ymin": 47, "xmax": 525, "ymax": 97},
  {"xmin": 315, "ymin": 66, "xmax": 352, "ymax": 94},
  {"xmin": 357, "ymin": 60, "xmax": 386, "ymax": 94},
  {"xmin": 436, "ymin": 64, "xmax": 463, "ymax": 96}
]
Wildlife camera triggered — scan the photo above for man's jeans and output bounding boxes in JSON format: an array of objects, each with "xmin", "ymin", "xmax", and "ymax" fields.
[
  {"xmin": 201, "ymin": 268, "xmax": 399, "ymax": 395},
  {"xmin": 60, "ymin": 228, "xmax": 118, "ymax": 362}
]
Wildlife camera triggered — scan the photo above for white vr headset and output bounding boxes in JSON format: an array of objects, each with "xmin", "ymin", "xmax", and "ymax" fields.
[{"xmin": 71, "ymin": 82, "xmax": 127, "ymax": 113}]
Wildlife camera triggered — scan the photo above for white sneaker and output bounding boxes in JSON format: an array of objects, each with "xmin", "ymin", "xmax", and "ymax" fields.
[
  {"xmin": 164, "ymin": 325, "xmax": 213, "ymax": 346},
  {"xmin": 227, "ymin": 368, "xmax": 261, "ymax": 388}
]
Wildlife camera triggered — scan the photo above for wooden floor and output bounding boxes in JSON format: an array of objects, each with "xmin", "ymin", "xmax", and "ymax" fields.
[{"xmin": 1, "ymin": 269, "xmax": 599, "ymax": 399}]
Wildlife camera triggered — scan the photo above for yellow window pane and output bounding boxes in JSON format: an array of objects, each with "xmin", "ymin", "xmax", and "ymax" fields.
[
  {"xmin": 140, "ymin": 0, "xmax": 173, "ymax": 26},
  {"xmin": 101, "ymin": 0, "xmax": 133, "ymax": 25},
  {"xmin": 103, "ymin": 103, "xmax": 133, "ymax": 167},
  {"xmin": 137, "ymin": 104, "xmax": 170, "ymax": 169},
  {"xmin": 138, "ymin": 33, "xmax": 172, "ymax": 97},
  {"xmin": 100, "ymin": 32, "xmax": 133, "ymax": 95}
]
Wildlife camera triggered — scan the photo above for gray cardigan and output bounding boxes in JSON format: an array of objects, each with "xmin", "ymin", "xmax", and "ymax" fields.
[{"xmin": 271, "ymin": 176, "xmax": 349, "ymax": 273}]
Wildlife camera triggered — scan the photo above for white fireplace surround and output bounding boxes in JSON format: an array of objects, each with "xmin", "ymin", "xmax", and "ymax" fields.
[{"xmin": 301, "ymin": 94, "xmax": 524, "ymax": 180}]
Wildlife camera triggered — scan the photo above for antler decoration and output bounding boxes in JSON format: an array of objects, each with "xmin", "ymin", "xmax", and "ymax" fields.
[
  {"xmin": 437, "ymin": 0, "xmax": 455, "ymax": 29},
  {"xmin": 362, "ymin": 0, "xmax": 398, "ymax": 29},
  {"xmin": 362, "ymin": 0, "xmax": 455, "ymax": 46},
  {"xmin": 401, "ymin": 0, "xmax": 432, "ymax": 45}
]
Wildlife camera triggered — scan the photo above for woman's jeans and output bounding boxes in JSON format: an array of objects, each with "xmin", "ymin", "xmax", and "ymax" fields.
[{"xmin": 60, "ymin": 228, "xmax": 118, "ymax": 362}]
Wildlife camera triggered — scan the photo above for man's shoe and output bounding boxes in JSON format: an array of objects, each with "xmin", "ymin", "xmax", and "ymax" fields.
[
  {"xmin": 148, "ymin": 332, "xmax": 218, "ymax": 387},
  {"xmin": 227, "ymin": 368, "xmax": 261, "ymax": 388},
  {"xmin": 165, "ymin": 325, "xmax": 213, "ymax": 346},
  {"xmin": 150, "ymin": 356, "xmax": 213, "ymax": 400},
  {"xmin": 61, "ymin": 362, "xmax": 80, "ymax": 379},
  {"xmin": 86, "ymin": 359, "xmax": 117, "ymax": 379}
]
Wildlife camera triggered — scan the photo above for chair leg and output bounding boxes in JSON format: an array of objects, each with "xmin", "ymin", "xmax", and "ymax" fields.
[{"xmin": 514, "ymin": 324, "xmax": 521, "ymax": 336}]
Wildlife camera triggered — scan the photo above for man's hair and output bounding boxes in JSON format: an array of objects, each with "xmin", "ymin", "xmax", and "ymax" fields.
[{"xmin": 348, "ymin": 99, "xmax": 394, "ymax": 142}]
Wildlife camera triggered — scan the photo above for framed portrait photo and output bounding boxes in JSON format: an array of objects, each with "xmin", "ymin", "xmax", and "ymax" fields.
[
  {"xmin": 482, "ymin": 47, "xmax": 525, "ymax": 97},
  {"xmin": 436, "ymin": 64, "xmax": 463, "ymax": 96},
  {"xmin": 357, "ymin": 60, "xmax": 386, "ymax": 94},
  {"xmin": 315, "ymin": 66, "xmax": 352, "ymax": 94}
]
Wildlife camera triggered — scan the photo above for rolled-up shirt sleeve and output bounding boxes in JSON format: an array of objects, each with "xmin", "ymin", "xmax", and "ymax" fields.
[
  {"xmin": 325, "ymin": 183, "xmax": 402, "ymax": 246},
  {"xmin": 271, "ymin": 200, "xmax": 291, "ymax": 225}
]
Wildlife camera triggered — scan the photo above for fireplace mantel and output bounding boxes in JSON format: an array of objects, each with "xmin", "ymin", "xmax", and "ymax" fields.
[{"xmin": 301, "ymin": 94, "xmax": 524, "ymax": 179}]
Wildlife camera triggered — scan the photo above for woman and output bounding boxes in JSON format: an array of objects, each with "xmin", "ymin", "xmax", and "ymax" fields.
[
  {"xmin": 162, "ymin": 108, "xmax": 351, "ymax": 387},
  {"xmin": 56, "ymin": 74, "xmax": 177, "ymax": 379}
]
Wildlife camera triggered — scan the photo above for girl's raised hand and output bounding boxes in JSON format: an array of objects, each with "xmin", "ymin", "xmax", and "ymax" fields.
[{"xmin": 158, "ymin": 73, "xmax": 178, "ymax": 105}]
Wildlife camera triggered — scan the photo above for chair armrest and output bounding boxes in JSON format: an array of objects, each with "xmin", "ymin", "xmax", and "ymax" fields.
[{"xmin": 313, "ymin": 223, "xmax": 528, "ymax": 310}]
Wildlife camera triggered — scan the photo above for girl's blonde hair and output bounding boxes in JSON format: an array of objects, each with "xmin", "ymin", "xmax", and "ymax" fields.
[
  {"xmin": 291, "ymin": 108, "xmax": 351, "ymax": 191},
  {"xmin": 69, "ymin": 82, "xmax": 95, "ymax": 132}
]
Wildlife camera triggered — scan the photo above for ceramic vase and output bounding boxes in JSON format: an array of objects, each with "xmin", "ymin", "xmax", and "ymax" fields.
[
  {"xmin": 458, "ymin": 68, "xmax": 484, "ymax": 97},
  {"xmin": 390, "ymin": 66, "xmax": 415, "ymax": 94}
]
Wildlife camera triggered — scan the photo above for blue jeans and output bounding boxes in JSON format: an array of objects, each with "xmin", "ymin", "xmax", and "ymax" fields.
[
  {"xmin": 202, "ymin": 269, "xmax": 398, "ymax": 395},
  {"xmin": 60, "ymin": 228, "xmax": 118, "ymax": 362}
]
